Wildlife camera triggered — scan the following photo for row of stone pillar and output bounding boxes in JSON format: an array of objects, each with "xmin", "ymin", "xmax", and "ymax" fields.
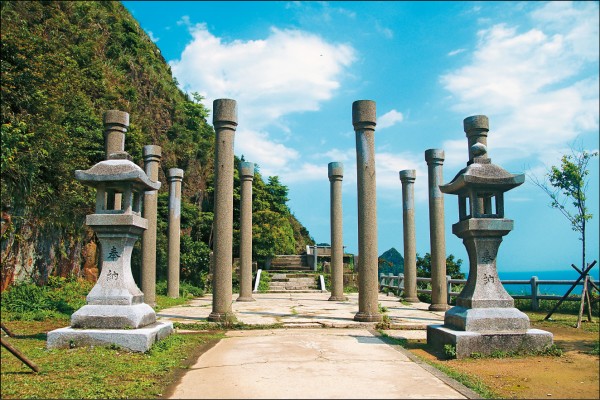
[
  {"xmin": 399, "ymin": 150, "xmax": 448, "ymax": 311},
  {"xmin": 102, "ymin": 111, "xmax": 183, "ymax": 306}
]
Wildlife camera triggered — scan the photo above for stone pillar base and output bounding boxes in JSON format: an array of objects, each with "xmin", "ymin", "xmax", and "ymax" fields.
[
  {"xmin": 71, "ymin": 303, "xmax": 156, "ymax": 329},
  {"xmin": 429, "ymin": 303, "xmax": 450, "ymax": 312},
  {"xmin": 328, "ymin": 295, "xmax": 348, "ymax": 302},
  {"xmin": 236, "ymin": 296, "xmax": 256, "ymax": 302},
  {"xmin": 208, "ymin": 312, "xmax": 238, "ymax": 323},
  {"xmin": 427, "ymin": 324, "xmax": 553, "ymax": 359},
  {"xmin": 402, "ymin": 296, "xmax": 420, "ymax": 303},
  {"xmin": 47, "ymin": 321, "xmax": 173, "ymax": 353},
  {"xmin": 353, "ymin": 311, "xmax": 383, "ymax": 322},
  {"xmin": 444, "ymin": 306, "xmax": 530, "ymax": 332}
]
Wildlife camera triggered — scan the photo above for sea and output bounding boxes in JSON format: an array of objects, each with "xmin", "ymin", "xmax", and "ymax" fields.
[{"xmin": 490, "ymin": 269, "xmax": 600, "ymax": 296}]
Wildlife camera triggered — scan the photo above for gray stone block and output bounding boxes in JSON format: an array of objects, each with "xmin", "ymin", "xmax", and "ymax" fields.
[
  {"xmin": 444, "ymin": 306, "xmax": 530, "ymax": 332},
  {"xmin": 47, "ymin": 321, "xmax": 173, "ymax": 353},
  {"xmin": 71, "ymin": 303, "xmax": 156, "ymax": 329},
  {"xmin": 427, "ymin": 324, "xmax": 553, "ymax": 359}
]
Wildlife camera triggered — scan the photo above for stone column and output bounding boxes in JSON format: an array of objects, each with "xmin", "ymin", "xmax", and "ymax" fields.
[
  {"xmin": 208, "ymin": 99, "xmax": 237, "ymax": 323},
  {"xmin": 353, "ymin": 100, "xmax": 382, "ymax": 322},
  {"xmin": 237, "ymin": 161, "xmax": 255, "ymax": 302},
  {"xmin": 400, "ymin": 169, "xmax": 419, "ymax": 303},
  {"xmin": 167, "ymin": 168, "xmax": 183, "ymax": 298},
  {"xmin": 464, "ymin": 115, "xmax": 490, "ymax": 212},
  {"xmin": 103, "ymin": 110, "xmax": 128, "ymax": 210},
  {"xmin": 328, "ymin": 162, "xmax": 346, "ymax": 301},
  {"xmin": 425, "ymin": 149, "xmax": 448, "ymax": 311},
  {"xmin": 141, "ymin": 145, "xmax": 161, "ymax": 306},
  {"xmin": 103, "ymin": 110, "xmax": 128, "ymax": 158},
  {"xmin": 464, "ymin": 115, "xmax": 489, "ymax": 164}
]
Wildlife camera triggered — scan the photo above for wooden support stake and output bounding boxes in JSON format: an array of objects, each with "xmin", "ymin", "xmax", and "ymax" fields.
[
  {"xmin": 1, "ymin": 322, "xmax": 15, "ymax": 337},
  {"xmin": 545, "ymin": 260, "xmax": 596, "ymax": 320},
  {"xmin": 1, "ymin": 337, "xmax": 39, "ymax": 372}
]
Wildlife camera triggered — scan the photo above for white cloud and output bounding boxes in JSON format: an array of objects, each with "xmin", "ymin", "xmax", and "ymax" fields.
[
  {"xmin": 375, "ymin": 152, "xmax": 429, "ymax": 202},
  {"xmin": 448, "ymin": 48, "xmax": 466, "ymax": 56},
  {"xmin": 440, "ymin": 1, "xmax": 599, "ymax": 169},
  {"xmin": 147, "ymin": 31, "xmax": 159, "ymax": 43},
  {"xmin": 170, "ymin": 23, "xmax": 356, "ymax": 130},
  {"xmin": 169, "ymin": 20, "xmax": 356, "ymax": 183},
  {"xmin": 377, "ymin": 109, "xmax": 404, "ymax": 130},
  {"xmin": 235, "ymin": 129, "xmax": 299, "ymax": 175}
]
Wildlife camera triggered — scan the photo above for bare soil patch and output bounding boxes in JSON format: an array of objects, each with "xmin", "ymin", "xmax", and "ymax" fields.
[{"xmin": 407, "ymin": 322, "xmax": 599, "ymax": 399}]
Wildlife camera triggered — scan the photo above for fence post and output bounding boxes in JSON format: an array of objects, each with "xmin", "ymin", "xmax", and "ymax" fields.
[
  {"xmin": 446, "ymin": 275, "xmax": 451, "ymax": 304},
  {"xmin": 398, "ymin": 273, "xmax": 404, "ymax": 297},
  {"xmin": 530, "ymin": 276, "xmax": 539, "ymax": 311}
]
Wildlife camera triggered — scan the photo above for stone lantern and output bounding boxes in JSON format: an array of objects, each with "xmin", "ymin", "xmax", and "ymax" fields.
[
  {"xmin": 48, "ymin": 151, "xmax": 173, "ymax": 352},
  {"xmin": 427, "ymin": 115, "xmax": 552, "ymax": 358}
]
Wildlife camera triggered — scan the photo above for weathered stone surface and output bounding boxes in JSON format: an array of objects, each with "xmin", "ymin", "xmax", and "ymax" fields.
[
  {"xmin": 103, "ymin": 110, "xmax": 128, "ymax": 159},
  {"xmin": 400, "ymin": 169, "xmax": 419, "ymax": 303},
  {"xmin": 328, "ymin": 162, "xmax": 346, "ymax": 301},
  {"xmin": 141, "ymin": 145, "xmax": 162, "ymax": 306},
  {"xmin": 47, "ymin": 321, "xmax": 173, "ymax": 353},
  {"xmin": 237, "ymin": 161, "xmax": 255, "ymax": 302},
  {"xmin": 71, "ymin": 303, "xmax": 156, "ymax": 329},
  {"xmin": 427, "ymin": 324, "xmax": 553, "ymax": 359},
  {"xmin": 167, "ymin": 168, "xmax": 184, "ymax": 298},
  {"xmin": 427, "ymin": 114, "xmax": 552, "ymax": 357},
  {"xmin": 425, "ymin": 149, "xmax": 448, "ymax": 311},
  {"xmin": 209, "ymin": 99, "xmax": 238, "ymax": 322},
  {"xmin": 352, "ymin": 100, "xmax": 382, "ymax": 322},
  {"xmin": 444, "ymin": 306, "xmax": 530, "ymax": 332}
]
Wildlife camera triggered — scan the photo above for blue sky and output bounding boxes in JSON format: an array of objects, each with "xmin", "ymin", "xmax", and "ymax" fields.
[{"xmin": 123, "ymin": 1, "xmax": 599, "ymax": 275}]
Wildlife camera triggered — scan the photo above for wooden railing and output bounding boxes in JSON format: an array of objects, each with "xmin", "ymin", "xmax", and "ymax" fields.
[{"xmin": 379, "ymin": 273, "xmax": 599, "ymax": 311}]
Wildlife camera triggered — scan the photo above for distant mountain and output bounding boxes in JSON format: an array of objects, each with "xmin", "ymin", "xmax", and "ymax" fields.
[{"xmin": 378, "ymin": 247, "xmax": 405, "ymax": 275}]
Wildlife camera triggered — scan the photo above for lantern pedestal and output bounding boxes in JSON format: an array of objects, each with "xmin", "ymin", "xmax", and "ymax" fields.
[
  {"xmin": 426, "ymin": 115, "xmax": 552, "ymax": 358},
  {"xmin": 47, "ymin": 153, "xmax": 172, "ymax": 352}
]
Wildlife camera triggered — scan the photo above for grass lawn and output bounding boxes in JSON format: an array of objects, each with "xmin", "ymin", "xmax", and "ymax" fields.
[{"xmin": 1, "ymin": 318, "xmax": 223, "ymax": 399}]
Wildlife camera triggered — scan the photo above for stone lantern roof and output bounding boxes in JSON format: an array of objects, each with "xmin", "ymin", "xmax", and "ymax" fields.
[
  {"xmin": 75, "ymin": 153, "xmax": 160, "ymax": 192},
  {"xmin": 440, "ymin": 144, "xmax": 524, "ymax": 196}
]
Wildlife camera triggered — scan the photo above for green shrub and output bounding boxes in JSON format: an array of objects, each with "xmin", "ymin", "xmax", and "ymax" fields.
[
  {"xmin": 258, "ymin": 271, "xmax": 271, "ymax": 293},
  {"xmin": 1, "ymin": 281, "xmax": 51, "ymax": 313},
  {"xmin": 155, "ymin": 280, "xmax": 203, "ymax": 298},
  {"xmin": 1, "ymin": 276, "xmax": 92, "ymax": 320}
]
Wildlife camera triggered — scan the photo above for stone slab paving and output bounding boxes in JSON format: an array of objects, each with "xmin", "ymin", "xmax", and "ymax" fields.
[
  {"xmin": 167, "ymin": 329, "xmax": 470, "ymax": 399},
  {"xmin": 157, "ymin": 292, "xmax": 445, "ymax": 329}
]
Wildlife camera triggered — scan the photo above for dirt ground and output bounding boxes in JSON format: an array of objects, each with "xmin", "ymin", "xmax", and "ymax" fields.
[{"xmin": 407, "ymin": 322, "xmax": 599, "ymax": 399}]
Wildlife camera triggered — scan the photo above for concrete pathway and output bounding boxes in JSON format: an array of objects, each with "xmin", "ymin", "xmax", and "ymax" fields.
[
  {"xmin": 167, "ymin": 328, "xmax": 470, "ymax": 399},
  {"xmin": 159, "ymin": 293, "xmax": 478, "ymax": 399},
  {"xmin": 158, "ymin": 292, "xmax": 445, "ymax": 331}
]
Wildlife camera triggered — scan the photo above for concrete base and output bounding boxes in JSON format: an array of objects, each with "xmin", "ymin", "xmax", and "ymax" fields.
[
  {"xmin": 328, "ymin": 295, "xmax": 348, "ymax": 301},
  {"xmin": 353, "ymin": 311, "xmax": 383, "ymax": 322},
  {"xmin": 236, "ymin": 296, "xmax": 256, "ymax": 302},
  {"xmin": 403, "ymin": 296, "xmax": 420, "ymax": 303},
  {"xmin": 429, "ymin": 303, "xmax": 450, "ymax": 311},
  {"xmin": 71, "ymin": 303, "xmax": 156, "ymax": 329},
  {"xmin": 47, "ymin": 321, "xmax": 173, "ymax": 353},
  {"xmin": 207, "ymin": 312, "xmax": 237, "ymax": 323},
  {"xmin": 444, "ymin": 306, "xmax": 530, "ymax": 332},
  {"xmin": 427, "ymin": 324, "xmax": 553, "ymax": 359}
]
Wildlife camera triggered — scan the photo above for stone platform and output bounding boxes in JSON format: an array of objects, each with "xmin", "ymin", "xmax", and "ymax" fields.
[
  {"xmin": 47, "ymin": 321, "xmax": 173, "ymax": 353},
  {"xmin": 427, "ymin": 324, "xmax": 553, "ymax": 358}
]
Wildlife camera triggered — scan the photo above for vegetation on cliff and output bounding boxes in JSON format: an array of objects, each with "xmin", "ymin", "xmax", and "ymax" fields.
[{"xmin": 0, "ymin": 1, "xmax": 313, "ymax": 291}]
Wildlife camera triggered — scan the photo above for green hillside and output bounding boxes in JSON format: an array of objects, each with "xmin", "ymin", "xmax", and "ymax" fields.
[
  {"xmin": 378, "ymin": 247, "xmax": 405, "ymax": 276},
  {"xmin": 0, "ymin": 1, "xmax": 313, "ymax": 291}
]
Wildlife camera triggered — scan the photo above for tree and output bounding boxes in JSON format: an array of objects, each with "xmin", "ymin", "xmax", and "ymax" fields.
[
  {"xmin": 530, "ymin": 147, "xmax": 598, "ymax": 271},
  {"xmin": 416, "ymin": 253, "xmax": 464, "ymax": 280},
  {"xmin": 252, "ymin": 210, "xmax": 296, "ymax": 265}
]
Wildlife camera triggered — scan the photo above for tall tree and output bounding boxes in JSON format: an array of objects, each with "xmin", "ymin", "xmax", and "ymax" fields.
[{"xmin": 531, "ymin": 146, "xmax": 598, "ymax": 270}]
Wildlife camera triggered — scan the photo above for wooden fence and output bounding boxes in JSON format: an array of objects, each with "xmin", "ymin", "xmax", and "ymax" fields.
[{"xmin": 379, "ymin": 273, "xmax": 599, "ymax": 311}]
